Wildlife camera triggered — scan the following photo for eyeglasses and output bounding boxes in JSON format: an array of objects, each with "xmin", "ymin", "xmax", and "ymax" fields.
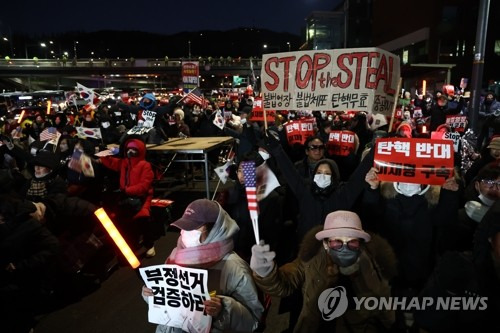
[
  {"xmin": 326, "ymin": 238, "xmax": 361, "ymax": 251},
  {"xmin": 308, "ymin": 145, "xmax": 325, "ymax": 151},
  {"xmin": 481, "ymin": 179, "xmax": 500, "ymax": 190}
]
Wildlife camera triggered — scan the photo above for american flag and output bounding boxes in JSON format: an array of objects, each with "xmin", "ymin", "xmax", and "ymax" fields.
[
  {"xmin": 178, "ymin": 87, "xmax": 204, "ymax": 106},
  {"xmin": 242, "ymin": 161, "xmax": 260, "ymax": 243},
  {"xmin": 40, "ymin": 127, "xmax": 58, "ymax": 141},
  {"xmin": 68, "ymin": 149, "xmax": 83, "ymax": 173},
  {"xmin": 242, "ymin": 161, "xmax": 258, "ymax": 213}
]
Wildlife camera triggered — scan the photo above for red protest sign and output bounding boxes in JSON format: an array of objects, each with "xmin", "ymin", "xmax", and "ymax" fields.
[
  {"xmin": 445, "ymin": 115, "xmax": 467, "ymax": 133},
  {"xmin": 327, "ymin": 130, "xmax": 356, "ymax": 156},
  {"xmin": 250, "ymin": 97, "xmax": 275, "ymax": 122},
  {"xmin": 285, "ymin": 118, "xmax": 315, "ymax": 145},
  {"xmin": 251, "ymin": 110, "xmax": 276, "ymax": 122},
  {"xmin": 374, "ymin": 138, "xmax": 454, "ymax": 185}
]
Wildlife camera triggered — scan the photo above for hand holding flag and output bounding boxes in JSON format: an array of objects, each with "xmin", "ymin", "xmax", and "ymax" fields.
[{"xmin": 242, "ymin": 161, "xmax": 260, "ymax": 244}]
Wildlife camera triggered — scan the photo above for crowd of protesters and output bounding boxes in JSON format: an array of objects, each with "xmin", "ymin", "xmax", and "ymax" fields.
[{"xmin": 1, "ymin": 84, "xmax": 500, "ymax": 332}]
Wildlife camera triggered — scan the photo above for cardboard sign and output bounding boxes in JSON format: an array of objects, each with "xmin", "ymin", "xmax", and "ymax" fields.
[
  {"xmin": 261, "ymin": 48, "xmax": 400, "ymax": 114},
  {"xmin": 327, "ymin": 130, "xmax": 356, "ymax": 156},
  {"xmin": 445, "ymin": 115, "xmax": 467, "ymax": 133},
  {"xmin": 141, "ymin": 110, "xmax": 157, "ymax": 128},
  {"xmin": 374, "ymin": 138, "xmax": 454, "ymax": 185},
  {"xmin": 431, "ymin": 131, "xmax": 461, "ymax": 153},
  {"xmin": 284, "ymin": 118, "xmax": 316, "ymax": 146},
  {"xmin": 140, "ymin": 264, "xmax": 211, "ymax": 333}
]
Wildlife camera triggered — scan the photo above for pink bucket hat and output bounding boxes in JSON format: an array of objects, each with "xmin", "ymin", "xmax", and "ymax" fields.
[{"xmin": 315, "ymin": 210, "xmax": 371, "ymax": 242}]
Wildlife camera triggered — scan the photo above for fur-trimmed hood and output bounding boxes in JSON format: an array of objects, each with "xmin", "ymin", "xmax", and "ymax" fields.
[
  {"xmin": 379, "ymin": 181, "xmax": 441, "ymax": 207},
  {"xmin": 298, "ymin": 225, "xmax": 398, "ymax": 281}
]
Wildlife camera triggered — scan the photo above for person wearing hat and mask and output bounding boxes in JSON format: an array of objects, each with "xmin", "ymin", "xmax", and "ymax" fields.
[
  {"xmin": 465, "ymin": 136, "xmax": 500, "ymax": 186},
  {"xmin": 141, "ymin": 199, "xmax": 264, "ymax": 332},
  {"xmin": 98, "ymin": 137, "xmax": 155, "ymax": 257},
  {"xmin": 117, "ymin": 93, "xmax": 169, "ymax": 144},
  {"xmin": 250, "ymin": 210, "xmax": 397, "ymax": 333},
  {"xmin": 25, "ymin": 150, "xmax": 66, "ymax": 202}
]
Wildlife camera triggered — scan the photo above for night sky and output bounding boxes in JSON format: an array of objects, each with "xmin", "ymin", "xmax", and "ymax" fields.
[{"xmin": 1, "ymin": 0, "xmax": 341, "ymax": 36}]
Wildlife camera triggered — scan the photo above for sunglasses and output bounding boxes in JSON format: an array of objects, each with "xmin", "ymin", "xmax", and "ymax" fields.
[
  {"xmin": 327, "ymin": 238, "xmax": 361, "ymax": 251},
  {"xmin": 481, "ymin": 179, "xmax": 500, "ymax": 190},
  {"xmin": 308, "ymin": 145, "xmax": 325, "ymax": 151}
]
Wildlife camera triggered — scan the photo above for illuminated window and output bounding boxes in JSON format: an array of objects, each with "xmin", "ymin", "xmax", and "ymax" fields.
[
  {"xmin": 495, "ymin": 40, "xmax": 500, "ymax": 56},
  {"xmin": 402, "ymin": 50, "xmax": 409, "ymax": 64}
]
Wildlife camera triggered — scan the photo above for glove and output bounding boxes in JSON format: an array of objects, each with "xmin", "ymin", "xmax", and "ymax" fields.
[
  {"xmin": 264, "ymin": 129, "xmax": 281, "ymax": 151},
  {"xmin": 464, "ymin": 201, "xmax": 489, "ymax": 222},
  {"xmin": 250, "ymin": 241, "xmax": 276, "ymax": 278}
]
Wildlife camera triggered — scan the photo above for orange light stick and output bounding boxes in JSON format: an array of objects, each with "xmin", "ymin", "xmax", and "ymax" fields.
[
  {"xmin": 46, "ymin": 100, "xmax": 52, "ymax": 115},
  {"xmin": 18, "ymin": 110, "xmax": 25, "ymax": 124},
  {"xmin": 422, "ymin": 80, "xmax": 427, "ymax": 97},
  {"xmin": 94, "ymin": 208, "xmax": 140, "ymax": 269}
]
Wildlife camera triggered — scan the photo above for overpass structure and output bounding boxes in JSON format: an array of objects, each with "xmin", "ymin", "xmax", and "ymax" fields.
[{"xmin": 0, "ymin": 58, "xmax": 262, "ymax": 91}]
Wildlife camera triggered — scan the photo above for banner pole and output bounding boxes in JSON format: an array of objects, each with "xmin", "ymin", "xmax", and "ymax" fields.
[{"xmin": 388, "ymin": 77, "xmax": 402, "ymax": 133}]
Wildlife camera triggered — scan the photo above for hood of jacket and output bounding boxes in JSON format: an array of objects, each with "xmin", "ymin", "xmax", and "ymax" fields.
[{"xmin": 121, "ymin": 137, "xmax": 147, "ymax": 160}]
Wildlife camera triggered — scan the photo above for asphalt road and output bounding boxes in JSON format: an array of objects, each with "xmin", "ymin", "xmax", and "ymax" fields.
[{"xmin": 33, "ymin": 182, "xmax": 289, "ymax": 333}]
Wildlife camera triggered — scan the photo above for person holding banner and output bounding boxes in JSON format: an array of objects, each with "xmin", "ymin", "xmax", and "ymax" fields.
[
  {"xmin": 250, "ymin": 210, "xmax": 397, "ymax": 333},
  {"xmin": 364, "ymin": 164, "xmax": 460, "ymax": 328},
  {"xmin": 117, "ymin": 93, "xmax": 169, "ymax": 144},
  {"xmin": 142, "ymin": 199, "xmax": 264, "ymax": 332},
  {"xmin": 264, "ymin": 129, "xmax": 374, "ymax": 240}
]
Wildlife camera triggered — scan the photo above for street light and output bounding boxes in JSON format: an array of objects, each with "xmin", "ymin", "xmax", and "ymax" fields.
[
  {"xmin": 73, "ymin": 41, "xmax": 79, "ymax": 59},
  {"xmin": 188, "ymin": 40, "xmax": 191, "ymax": 59},
  {"xmin": 287, "ymin": 42, "xmax": 291, "ymax": 51}
]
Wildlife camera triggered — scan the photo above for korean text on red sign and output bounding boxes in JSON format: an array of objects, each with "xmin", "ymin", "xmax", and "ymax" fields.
[
  {"xmin": 445, "ymin": 115, "xmax": 467, "ymax": 133},
  {"xmin": 374, "ymin": 138, "xmax": 454, "ymax": 185},
  {"xmin": 327, "ymin": 130, "xmax": 356, "ymax": 156},
  {"xmin": 285, "ymin": 118, "xmax": 315, "ymax": 146}
]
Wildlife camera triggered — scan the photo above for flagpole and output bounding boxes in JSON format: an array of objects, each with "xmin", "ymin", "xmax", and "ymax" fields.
[{"xmin": 388, "ymin": 77, "xmax": 402, "ymax": 133}]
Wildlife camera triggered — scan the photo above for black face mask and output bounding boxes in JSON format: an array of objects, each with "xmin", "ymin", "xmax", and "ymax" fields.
[{"xmin": 327, "ymin": 245, "xmax": 360, "ymax": 267}]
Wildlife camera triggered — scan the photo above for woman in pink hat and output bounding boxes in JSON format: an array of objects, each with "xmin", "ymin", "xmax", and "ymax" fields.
[{"xmin": 250, "ymin": 210, "xmax": 397, "ymax": 333}]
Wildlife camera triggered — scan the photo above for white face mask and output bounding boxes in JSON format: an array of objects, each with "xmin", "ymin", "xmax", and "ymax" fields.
[
  {"xmin": 478, "ymin": 192, "xmax": 496, "ymax": 207},
  {"xmin": 59, "ymin": 143, "xmax": 69, "ymax": 152},
  {"xmin": 240, "ymin": 118, "xmax": 247, "ymax": 125},
  {"xmin": 394, "ymin": 182, "xmax": 429, "ymax": 197},
  {"xmin": 314, "ymin": 174, "xmax": 332, "ymax": 189},
  {"xmin": 258, "ymin": 150, "xmax": 270, "ymax": 161},
  {"xmin": 181, "ymin": 229, "xmax": 202, "ymax": 248}
]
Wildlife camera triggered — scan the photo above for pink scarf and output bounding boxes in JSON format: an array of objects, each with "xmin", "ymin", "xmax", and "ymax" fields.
[{"xmin": 167, "ymin": 237, "xmax": 234, "ymax": 268}]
